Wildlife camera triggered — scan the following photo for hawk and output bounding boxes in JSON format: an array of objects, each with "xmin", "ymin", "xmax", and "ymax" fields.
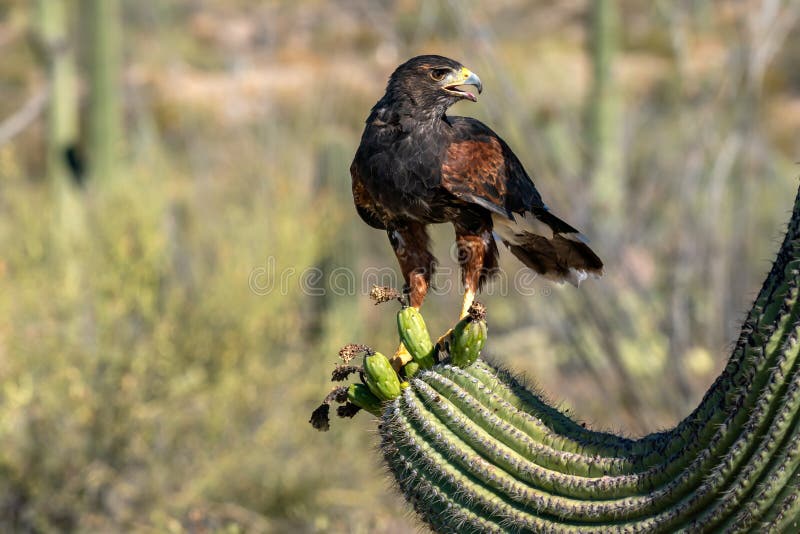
[{"xmin": 351, "ymin": 55, "xmax": 603, "ymax": 319}]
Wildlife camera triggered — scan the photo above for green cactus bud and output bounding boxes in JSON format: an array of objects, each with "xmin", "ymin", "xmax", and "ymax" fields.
[
  {"xmin": 449, "ymin": 303, "xmax": 487, "ymax": 368},
  {"xmin": 397, "ymin": 306, "xmax": 436, "ymax": 368},
  {"xmin": 347, "ymin": 383, "xmax": 383, "ymax": 416},
  {"xmin": 403, "ymin": 361, "xmax": 421, "ymax": 379},
  {"xmin": 364, "ymin": 351, "xmax": 402, "ymax": 401}
]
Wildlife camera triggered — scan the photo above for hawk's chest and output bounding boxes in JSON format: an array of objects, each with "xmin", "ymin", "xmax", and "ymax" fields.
[{"xmin": 360, "ymin": 124, "xmax": 449, "ymax": 218}]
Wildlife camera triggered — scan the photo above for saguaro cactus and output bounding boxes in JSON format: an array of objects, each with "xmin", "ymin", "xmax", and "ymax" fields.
[
  {"xmin": 34, "ymin": 0, "xmax": 79, "ymax": 186},
  {"xmin": 378, "ymin": 186, "xmax": 800, "ymax": 532},
  {"xmin": 83, "ymin": 0, "xmax": 122, "ymax": 182}
]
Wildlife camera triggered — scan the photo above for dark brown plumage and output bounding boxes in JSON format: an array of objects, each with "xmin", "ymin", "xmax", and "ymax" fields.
[{"xmin": 350, "ymin": 55, "xmax": 602, "ymax": 314}]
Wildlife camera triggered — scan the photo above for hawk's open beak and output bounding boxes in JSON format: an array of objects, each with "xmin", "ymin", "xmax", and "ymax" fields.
[{"xmin": 443, "ymin": 67, "xmax": 483, "ymax": 102}]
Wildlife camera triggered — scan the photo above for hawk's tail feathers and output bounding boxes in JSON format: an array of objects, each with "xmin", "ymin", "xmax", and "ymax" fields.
[{"xmin": 492, "ymin": 211, "xmax": 604, "ymax": 287}]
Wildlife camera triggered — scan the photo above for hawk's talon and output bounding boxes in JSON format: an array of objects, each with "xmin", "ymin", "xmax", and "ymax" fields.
[{"xmin": 434, "ymin": 328, "xmax": 454, "ymax": 363}]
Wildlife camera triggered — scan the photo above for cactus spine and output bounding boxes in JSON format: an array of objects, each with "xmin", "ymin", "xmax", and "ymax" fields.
[{"xmin": 378, "ymin": 186, "xmax": 800, "ymax": 532}]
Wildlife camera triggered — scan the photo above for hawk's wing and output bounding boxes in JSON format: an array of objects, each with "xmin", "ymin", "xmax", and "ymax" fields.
[
  {"xmin": 440, "ymin": 117, "xmax": 603, "ymax": 284},
  {"xmin": 350, "ymin": 161, "xmax": 387, "ymax": 230}
]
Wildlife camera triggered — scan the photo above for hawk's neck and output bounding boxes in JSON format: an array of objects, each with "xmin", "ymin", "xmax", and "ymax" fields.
[{"xmin": 370, "ymin": 93, "xmax": 453, "ymax": 130}]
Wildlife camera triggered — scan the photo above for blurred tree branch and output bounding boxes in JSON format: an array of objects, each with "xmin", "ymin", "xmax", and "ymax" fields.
[{"xmin": 0, "ymin": 84, "xmax": 48, "ymax": 147}]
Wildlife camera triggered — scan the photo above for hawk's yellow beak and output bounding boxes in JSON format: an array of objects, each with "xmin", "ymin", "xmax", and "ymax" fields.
[{"xmin": 442, "ymin": 67, "xmax": 483, "ymax": 102}]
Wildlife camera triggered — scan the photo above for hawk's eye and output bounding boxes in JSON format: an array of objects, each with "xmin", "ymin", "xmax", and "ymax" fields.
[{"xmin": 429, "ymin": 68, "xmax": 450, "ymax": 82}]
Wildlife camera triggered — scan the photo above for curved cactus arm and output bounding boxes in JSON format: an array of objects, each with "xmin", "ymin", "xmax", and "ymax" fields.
[{"xmin": 379, "ymin": 185, "xmax": 800, "ymax": 532}]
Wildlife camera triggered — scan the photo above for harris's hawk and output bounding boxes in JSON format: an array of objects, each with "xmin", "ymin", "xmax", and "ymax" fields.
[{"xmin": 351, "ymin": 55, "xmax": 603, "ymax": 318}]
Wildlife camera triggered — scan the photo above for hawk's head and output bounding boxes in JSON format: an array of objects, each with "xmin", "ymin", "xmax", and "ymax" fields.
[{"xmin": 382, "ymin": 55, "xmax": 483, "ymax": 118}]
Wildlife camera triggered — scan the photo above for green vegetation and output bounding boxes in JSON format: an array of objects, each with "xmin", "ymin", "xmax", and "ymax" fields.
[{"xmin": 0, "ymin": 1, "xmax": 799, "ymax": 531}]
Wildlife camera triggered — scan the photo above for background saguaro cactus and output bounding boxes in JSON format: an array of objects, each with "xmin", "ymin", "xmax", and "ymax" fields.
[
  {"xmin": 83, "ymin": 0, "xmax": 122, "ymax": 183},
  {"xmin": 379, "ymin": 185, "xmax": 800, "ymax": 532}
]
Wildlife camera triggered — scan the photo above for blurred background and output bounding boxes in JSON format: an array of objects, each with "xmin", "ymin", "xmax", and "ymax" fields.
[{"xmin": 1, "ymin": 0, "xmax": 799, "ymax": 531}]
